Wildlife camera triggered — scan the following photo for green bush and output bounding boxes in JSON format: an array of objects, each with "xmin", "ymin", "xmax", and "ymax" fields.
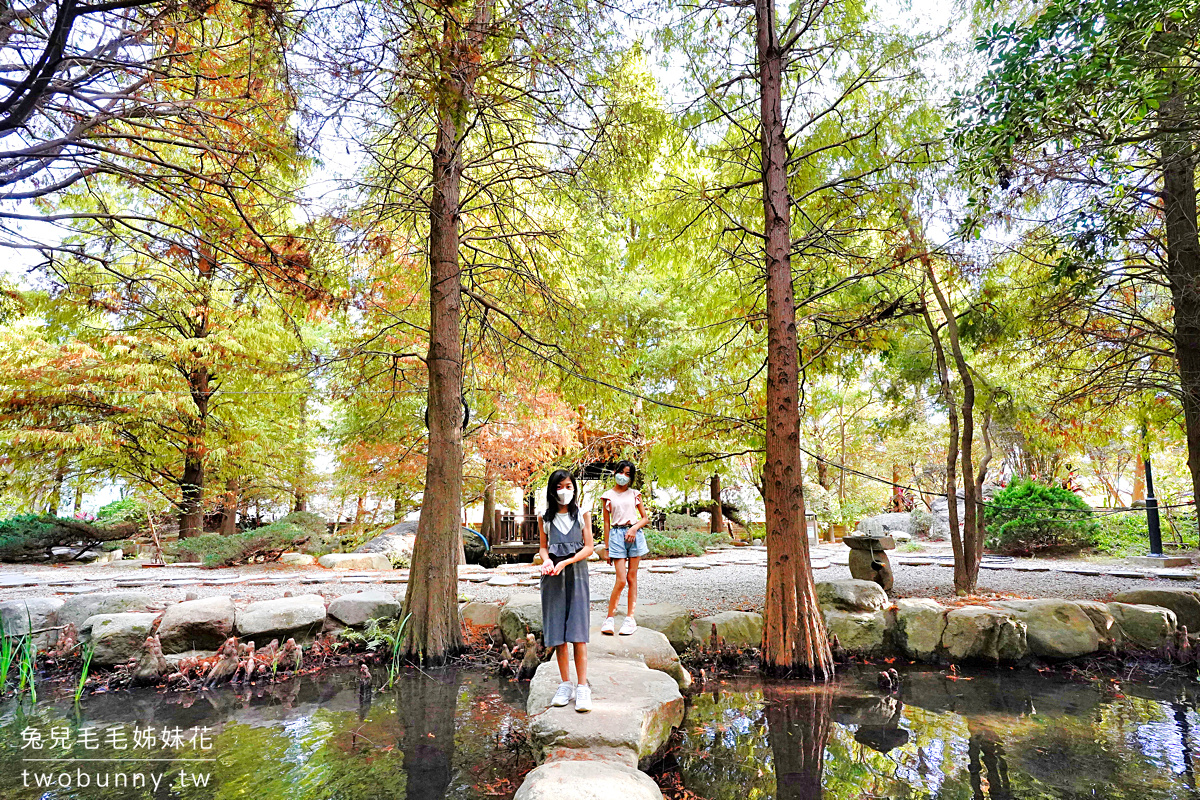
[
  {"xmin": 983, "ymin": 479, "xmax": 1098, "ymax": 555},
  {"xmin": 169, "ymin": 521, "xmax": 309, "ymax": 567},
  {"xmin": 0, "ymin": 514, "xmax": 133, "ymax": 563},
  {"xmin": 96, "ymin": 497, "xmax": 148, "ymax": 527},
  {"xmin": 910, "ymin": 508, "xmax": 933, "ymax": 537},
  {"xmin": 643, "ymin": 528, "xmax": 728, "ymax": 557},
  {"xmin": 663, "ymin": 513, "xmax": 706, "ymax": 532},
  {"xmin": 1090, "ymin": 514, "xmax": 1150, "ymax": 557},
  {"xmin": 279, "ymin": 511, "xmax": 327, "ymax": 538}
]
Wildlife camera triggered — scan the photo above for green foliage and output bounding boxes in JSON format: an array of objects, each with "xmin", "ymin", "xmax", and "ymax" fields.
[
  {"xmin": 74, "ymin": 641, "xmax": 93, "ymax": 705},
  {"xmin": 644, "ymin": 528, "xmax": 728, "ymax": 557},
  {"xmin": 386, "ymin": 552, "xmax": 410, "ymax": 569},
  {"xmin": 663, "ymin": 513, "xmax": 706, "ymax": 532},
  {"xmin": 338, "ymin": 613, "xmax": 411, "ymax": 689},
  {"xmin": 984, "ymin": 479, "xmax": 1098, "ymax": 555},
  {"xmin": 96, "ymin": 497, "xmax": 148, "ymax": 527},
  {"xmin": 910, "ymin": 508, "xmax": 933, "ymax": 537},
  {"xmin": 279, "ymin": 511, "xmax": 327, "ymax": 538},
  {"xmin": 169, "ymin": 521, "xmax": 309, "ymax": 567},
  {"xmin": 0, "ymin": 514, "xmax": 131, "ymax": 563}
]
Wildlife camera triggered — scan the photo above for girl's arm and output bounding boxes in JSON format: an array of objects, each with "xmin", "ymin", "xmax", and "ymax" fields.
[
  {"xmin": 538, "ymin": 517, "xmax": 553, "ymax": 575},
  {"xmin": 602, "ymin": 499, "xmax": 612, "ymax": 563},
  {"xmin": 630, "ymin": 497, "xmax": 650, "ymax": 533}
]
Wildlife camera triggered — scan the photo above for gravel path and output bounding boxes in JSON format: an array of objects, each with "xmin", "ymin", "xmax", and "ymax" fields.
[{"xmin": 0, "ymin": 543, "xmax": 1194, "ymax": 617}]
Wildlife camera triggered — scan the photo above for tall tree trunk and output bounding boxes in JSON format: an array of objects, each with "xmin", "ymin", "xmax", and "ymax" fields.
[
  {"xmin": 293, "ymin": 392, "xmax": 309, "ymax": 513},
  {"xmin": 219, "ymin": 477, "xmax": 239, "ymax": 536},
  {"xmin": 73, "ymin": 474, "xmax": 84, "ymax": 514},
  {"xmin": 480, "ymin": 480, "xmax": 496, "ymax": 541},
  {"xmin": 710, "ymin": 473, "xmax": 723, "ymax": 534},
  {"xmin": 922, "ymin": 302, "xmax": 964, "ymax": 589},
  {"xmin": 756, "ymin": 0, "xmax": 832, "ymax": 679},
  {"xmin": 394, "ymin": 490, "xmax": 405, "ymax": 525},
  {"xmin": 1133, "ymin": 454, "xmax": 1146, "ymax": 503},
  {"xmin": 1161, "ymin": 88, "xmax": 1200, "ymax": 532},
  {"xmin": 403, "ymin": 1, "xmax": 491, "ymax": 663},
  {"xmin": 179, "ymin": 365, "xmax": 209, "ymax": 539}
]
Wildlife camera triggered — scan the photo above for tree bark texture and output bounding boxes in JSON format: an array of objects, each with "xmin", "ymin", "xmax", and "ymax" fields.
[
  {"xmin": 403, "ymin": 1, "xmax": 491, "ymax": 663},
  {"xmin": 220, "ymin": 478, "xmax": 239, "ymax": 536},
  {"xmin": 179, "ymin": 365, "xmax": 209, "ymax": 539},
  {"xmin": 710, "ymin": 473, "xmax": 724, "ymax": 534},
  {"xmin": 756, "ymin": 0, "xmax": 833, "ymax": 679}
]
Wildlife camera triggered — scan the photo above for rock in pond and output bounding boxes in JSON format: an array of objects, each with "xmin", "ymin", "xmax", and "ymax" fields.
[
  {"xmin": 59, "ymin": 592, "xmax": 155, "ymax": 630},
  {"xmin": 689, "ymin": 611, "xmax": 763, "ymax": 648},
  {"xmin": 1075, "ymin": 600, "xmax": 1117, "ymax": 646},
  {"xmin": 317, "ymin": 553, "xmax": 392, "ymax": 571},
  {"xmin": 824, "ymin": 609, "xmax": 889, "ymax": 656},
  {"xmin": 0, "ymin": 597, "xmax": 64, "ymax": 648},
  {"xmin": 891, "ymin": 598, "xmax": 947, "ymax": 661},
  {"xmin": 1107, "ymin": 602, "xmax": 1177, "ymax": 649},
  {"xmin": 527, "ymin": 655, "xmax": 683, "ymax": 766},
  {"xmin": 84, "ymin": 612, "xmax": 160, "ymax": 666},
  {"xmin": 499, "ymin": 593, "xmax": 542, "ymax": 646},
  {"xmin": 941, "ymin": 606, "xmax": 1028, "ymax": 663},
  {"xmin": 586, "ymin": 620, "xmax": 691, "ymax": 689},
  {"xmin": 816, "ymin": 579, "xmax": 889, "ymax": 613},
  {"xmin": 157, "ymin": 596, "xmax": 235, "ymax": 654},
  {"xmin": 235, "ymin": 594, "xmax": 326, "ymax": 643},
  {"xmin": 631, "ymin": 603, "xmax": 693, "ymax": 652},
  {"xmin": 328, "ymin": 591, "xmax": 400, "ymax": 627},
  {"xmin": 515, "ymin": 760, "xmax": 663, "ymax": 800},
  {"xmin": 994, "ymin": 599, "xmax": 1099, "ymax": 660},
  {"xmin": 461, "ymin": 601, "xmax": 502, "ymax": 628},
  {"xmin": 1112, "ymin": 588, "xmax": 1200, "ymax": 632}
]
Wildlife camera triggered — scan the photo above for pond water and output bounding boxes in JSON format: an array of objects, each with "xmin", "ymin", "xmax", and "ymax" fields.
[
  {"xmin": 663, "ymin": 665, "xmax": 1200, "ymax": 800},
  {"xmin": 0, "ymin": 667, "xmax": 532, "ymax": 799},
  {"xmin": 3, "ymin": 664, "xmax": 1200, "ymax": 799}
]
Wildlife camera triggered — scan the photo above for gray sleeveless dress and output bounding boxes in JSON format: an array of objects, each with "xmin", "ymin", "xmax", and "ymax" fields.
[{"xmin": 540, "ymin": 513, "xmax": 590, "ymax": 647}]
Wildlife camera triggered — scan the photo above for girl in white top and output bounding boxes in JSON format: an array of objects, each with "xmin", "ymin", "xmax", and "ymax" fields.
[{"xmin": 600, "ymin": 460, "xmax": 650, "ymax": 636}]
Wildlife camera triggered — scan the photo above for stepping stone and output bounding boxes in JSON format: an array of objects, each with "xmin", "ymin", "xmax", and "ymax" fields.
[
  {"xmin": 55, "ymin": 586, "xmax": 98, "ymax": 594},
  {"xmin": 1056, "ymin": 566, "xmax": 1104, "ymax": 576},
  {"xmin": 461, "ymin": 574, "xmax": 491, "ymax": 583},
  {"xmin": 895, "ymin": 558, "xmax": 938, "ymax": 566},
  {"xmin": 380, "ymin": 576, "xmax": 408, "ymax": 584},
  {"xmin": 1105, "ymin": 570, "xmax": 1147, "ymax": 579},
  {"xmin": 811, "ymin": 561, "xmax": 832, "ymax": 569},
  {"xmin": 487, "ymin": 576, "xmax": 520, "ymax": 587},
  {"xmin": 648, "ymin": 567, "xmax": 680, "ymax": 574},
  {"xmin": 1153, "ymin": 570, "xmax": 1197, "ymax": 581},
  {"xmin": 596, "ymin": 566, "xmax": 616, "ymax": 575},
  {"xmin": 343, "ymin": 577, "xmax": 376, "ymax": 583},
  {"xmin": 520, "ymin": 578, "xmax": 541, "ymax": 586},
  {"xmin": 683, "ymin": 563, "xmax": 711, "ymax": 570}
]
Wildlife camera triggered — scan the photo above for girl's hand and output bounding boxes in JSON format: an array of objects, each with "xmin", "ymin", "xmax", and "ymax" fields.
[
  {"xmin": 550, "ymin": 560, "xmax": 568, "ymax": 576},
  {"xmin": 625, "ymin": 529, "xmax": 636, "ymax": 543},
  {"xmin": 540, "ymin": 560, "xmax": 555, "ymax": 576}
]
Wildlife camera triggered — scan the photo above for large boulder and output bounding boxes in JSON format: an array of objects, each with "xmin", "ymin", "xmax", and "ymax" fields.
[
  {"xmin": 1108, "ymin": 602, "xmax": 1177, "ymax": 650},
  {"xmin": 499, "ymin": 594, "xmax": 543, "ymax": 646},
  {"xmin": 632, "ymin": 603, "xmax": 693, "ymax": 652},
  {"xmin": 1112, "ymin": 588, "xmax": 1200, "ymax": 632},
  {"xmin": 84, "ymin": 613, "xmax": 160, "ymax": 666},
  {"xmin": 235, "ymin": 595, "xmax": 327, "ymax": 643},
  {"xmin": 0, "ymin": 597, "xmax": 64, "ymax": 648},
  {"xmin": 279, "ymin": 552, "xmax": 316, "ymax": 566},
  {"xmin": 355, "ymin": 520, "xmax": 418, "ymax": 559},
  {"xmin": 327, "ymin": 591, "xmax": 400, "ymax": 627},
  {"xmin": 857, "ymin": 512, "xmax": 913, "ymax": 536},
  {"xmin": 994, "ymin": 599, "xmax": 1099, "ymax": 660},
  {"xmin": 586, "ymin": 621, "xmax": 691, "ymax": 689},
  {"xmin": 1075, "ymin": 600, "xmax": 1117, "ymax": 646},
  {"xmin": 461, "ymin": 602, "xmax": 502, "ymax": 628},
  {"xmin": 527, "ymin": 655, "xmax": 684, "ymax": 766},
  {"xmin": 941, "ymin": 606, "xmax": 1028, "ymax": 663},
  {"xmin": 157, "ymin": 596, "xmax": 235, "ymax": 654},
  {"xmin": 816, "ymin": 580, "xmax": 888, "ymax": 613},
  {"xmin": 891, "ymin": 599, "xmax": 948, "ymax": 660},
  {"xmin": 317, "ymin": 553, "xmax": 392, "ymax": 571},
  {"xmin": 515, "ymin": 760, "xmax": 663, "ymax": 800},
  {"xmin": 59, "ymin": 592, "xmax": 155, "ymax": 631},
  {"xmin": 824, "ymin": 609, "xmax": 889, "ymax": 656},
  {"xmin": 689, "ymin": 611, "xmax": 763, "ymax": 648}
]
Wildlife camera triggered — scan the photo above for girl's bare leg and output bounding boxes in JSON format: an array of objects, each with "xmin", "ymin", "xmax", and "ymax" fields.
[
  {"xmin": 606, "ymin": 559, "xmax": 628, "ymax": 617},
  {"xmin": 573, "ymin": 642, "xmax": 588, "ymax": 685},
  {"xmin": 555, "ymin": 643, "xmax": 570, "ymax": 682},
  {"xmin": 626, "ymin": 556, "xmax": 640, "ymax": 617}
]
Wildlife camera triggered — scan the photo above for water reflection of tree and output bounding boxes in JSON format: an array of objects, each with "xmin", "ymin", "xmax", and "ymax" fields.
[
  {"xmin": 966, "ymin": 721, "xmax": 1012, "ymax": 800},
  {"xmin": 399, "ymin": 669, "xmax": 459, "ymax": 800},
  {"xmin": 765, "ymin": 685, "xmax": 835, "ymax": 800}
]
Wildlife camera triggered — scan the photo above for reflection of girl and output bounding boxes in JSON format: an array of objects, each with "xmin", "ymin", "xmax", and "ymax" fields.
[
  {"xmin": 537, "ymin": 469, "xmax": 595, "ymax": 712},
  {"xmin": 600, "ymin": 460, "xmax": 650, "ymax": 636}
]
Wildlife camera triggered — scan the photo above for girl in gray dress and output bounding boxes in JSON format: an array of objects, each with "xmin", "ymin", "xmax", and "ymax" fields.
[{"xmin": 538, "ymin": 469, "xmax": 595, "ymax": 712}]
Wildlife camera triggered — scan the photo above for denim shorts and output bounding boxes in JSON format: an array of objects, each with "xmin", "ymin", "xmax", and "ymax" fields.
[{"xmin": 607, "ymin": 525, "xmax": 648, "ymax": 559}]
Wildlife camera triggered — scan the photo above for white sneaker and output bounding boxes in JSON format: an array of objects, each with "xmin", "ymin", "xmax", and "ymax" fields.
[
  {"xmin": 618, "ymin": 616, "xmax": 637, "ymax": 635},
  {"xmin": 574, "ymin": 683, "xmax": 592, "ymax": 712},
  {"xmin": 601, "ymin": 616, "xmax": 615, "ymax": 635},
  {"xmin": 550, "ymin": 681, "xmax": 574, "ymax": 707}
]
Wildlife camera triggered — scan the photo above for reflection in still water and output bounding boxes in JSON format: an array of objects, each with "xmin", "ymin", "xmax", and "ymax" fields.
[{"xmin": 675, "ymin": 665, "xmax": 1200, "ymax": 800}]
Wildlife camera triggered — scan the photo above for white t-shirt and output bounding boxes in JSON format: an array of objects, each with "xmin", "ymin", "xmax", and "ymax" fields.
[
  {"xmin": 601, "ymin": 487, "xmax": 642, "ymax": 526},
  {"xmin": 552, "ymin": 512, "xmax": 576, "ymax": 536}
]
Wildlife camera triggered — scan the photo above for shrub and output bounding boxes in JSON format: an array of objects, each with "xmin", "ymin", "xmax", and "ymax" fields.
[
  {"xmin": 643, "ymin": 528, "xmax": 728, "ymax": 557},
  {"xmin": 96, "ymin": 497, "xmax": 148, "ymax": 527},
  {"xmin": 1090, "ymin": 514, "xmax": 1150, "ymax": 557},
  {"xmin": 169, "ymin": 521, "xmax": 309, "ymax": 567},
  {"xmin": 910, "ymin": 508, "xmax": 933, "ymax": 537},
  {"xmin": 0, "ymin": 515, "xmax": 134, "ymax": 563},
  {"xmin": 279, "ymin": 511, "xmax": 327, "ymax": 538},
  {"xmin": 663, "ymin": 513, "xmax": 706, "ymax": 532},
  {"xmin": 983, "ymin": 479, "xmax": 1098, "ymax": 555}
]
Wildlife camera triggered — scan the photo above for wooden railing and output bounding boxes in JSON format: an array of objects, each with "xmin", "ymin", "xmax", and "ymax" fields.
[{"xmin": 490, "ymin": 511, "xmax": 541, "ymax": 546}]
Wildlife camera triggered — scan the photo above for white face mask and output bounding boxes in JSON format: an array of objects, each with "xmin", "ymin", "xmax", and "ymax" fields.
[
  {"xmin": 614, "ymin": 474, "xmax": 631, "ymax": 487},
  {"xmin": 556, "ymin": 488, "xmax": 574, "ymax": 505}
]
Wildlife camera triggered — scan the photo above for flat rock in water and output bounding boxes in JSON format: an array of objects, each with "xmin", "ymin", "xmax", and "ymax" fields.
[
  {"xmin": 527, "ymin": 655, "xmax": 684, "ymax": 766},
  {"xmin": 515, "ymin": 760, "xmax": 663, "ymax": 800}
]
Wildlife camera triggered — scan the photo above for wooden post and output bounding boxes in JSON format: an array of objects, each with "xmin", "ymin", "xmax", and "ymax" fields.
[{"xmin": 710, "ymin": 474, "xmax": 724, "ymax": 534}]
